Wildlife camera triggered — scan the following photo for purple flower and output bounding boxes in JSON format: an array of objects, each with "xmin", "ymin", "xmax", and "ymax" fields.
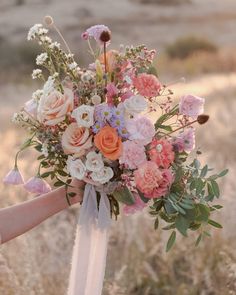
[
  {"xmin": 94, "ymin": 103, "xmax": 112, "ymax": 121},
  {"xmin": 111, "ymin": 105, "xmax": 124, "ymax": 118},
  {"xmin": 118, "ymin": 127, "xmax": 130, "ymax": 139},
  {"xmin": 173, "ymin": 128, "xmax": 195, "ymax": 153},
  {"xmin": 92, "ymin": 121, "xmax": 105, "ymax": 133},
  {"xmin": 3, "ymin": 167, "xmax": 24, "ymax": 185},
  {"xmin": 82, "ymin": 25, "xmax": 111, "ymax": 46},
  {"xmin": 24, "ymin": 176, "xmax": 51, "ymax": 195}
]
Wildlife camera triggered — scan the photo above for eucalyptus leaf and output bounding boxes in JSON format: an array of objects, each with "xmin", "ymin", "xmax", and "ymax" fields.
[
  {"xmin": 208, "ymin": 219, "xmax": 222, "ymax": 228},
  {"xmin": 175, "ymin": 215, "xmax": 190, "ymax": 236},
  {"xmin": 210, "ymin": 180, "xmax": 220, "ymax": 198},
  {"xmin": 218, "ymin": 169, "xmax": 229, "ymax": 178},
  {"xmin": 166, "ymin": 230, "xmax": 176, "ymax": 252},
  {"xmin": 112, "ymin": 187, "xmax": 135, "ymax": 205}
]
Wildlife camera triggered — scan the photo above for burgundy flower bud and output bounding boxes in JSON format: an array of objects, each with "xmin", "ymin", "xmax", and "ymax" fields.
[
  {"xmin": 197, "ymin": 114, "xmax": 209, "ymax": 125},
  {"xmin": 100, "ymin": 31, "xmax": 111, "ymax": 43}
]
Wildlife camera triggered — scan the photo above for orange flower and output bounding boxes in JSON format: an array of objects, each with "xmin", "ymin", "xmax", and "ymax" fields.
[
  {"xmin": 99, "ymin": 50, "xmax": 119, "ymax": 73},
  {"xmin": 94, "ymin": 126, "xmax": 122, "ymax": 160}
]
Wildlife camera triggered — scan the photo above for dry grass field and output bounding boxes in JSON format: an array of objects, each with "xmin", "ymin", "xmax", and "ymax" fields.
[{"xmin": 0, "ymin": 0, "xmax": 236, "ymax": 294}]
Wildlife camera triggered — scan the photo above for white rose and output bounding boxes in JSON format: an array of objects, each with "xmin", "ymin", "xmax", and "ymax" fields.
[
  {"xmin": 24, "ymin": 98, "xmax": 38, "ymax": 117},
  {"xmin": 91, "ymin": 167, "xmax": 114, "ymax": 184},
  {"xmin": 85, "ymin": 151, "xmax": 104, "ymax": 172},
  {"xmin": 37, "ymin": 88, "xmax": 74, "ymax": 126},
  {"xmin": 67, "ymin": 156, "xmax": 86, "ymax": 180},
  {"xmin": 72, "ymin": 104, "xmax": 94, "ymax": 128},
  {"xmin": 123, "ymin": 95, "xmax": 147, "ymax": 115}
]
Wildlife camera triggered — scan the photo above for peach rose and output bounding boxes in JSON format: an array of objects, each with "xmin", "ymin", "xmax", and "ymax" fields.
[
  {"xmin": 62, "ymin": 123, "xmax": 92, "ymax": 156},
  {"xmin": 94, "ymin": 126, "xmax": 122, "ymax": 160},
  {"xmin": 38, "ymin": 88, "xmax": 74, "ymax": 126}
]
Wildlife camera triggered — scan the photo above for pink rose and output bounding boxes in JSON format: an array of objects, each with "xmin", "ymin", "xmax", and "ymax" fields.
[
  {"xmin": 134, "ymin": 161, "xmax": 173, "ymax": 198},
  {"xmin": 38, "ymin": 88, "xmax": 74, "ymax": 126},
  {"xmin": 179, "ymin": 94, "xmax": 205, "ymax": 119},
  {"xmin": 132, "ymin": 73, "xmax": 161, "ymax": 97},
  {"xmin": 62, "ymin": 123, "xmax": 93, "ymax": 156},
  {"xmin": 149, "ymin": 139, "xmax": 175, "ymax": 169},
  {"xmin": 119, "ymin": 140, "xmax": 146, "ymax": 169},
  {"xmin": 126, "ymin": 116, "xmax": 155, "ymax": 145},
  {"xmin": 123, "ymin": 193, "xmax": 147, "ymax": 215},
  {"xmin": 173, "ymin": 128, "xmax": 195, "ymax": 153}
]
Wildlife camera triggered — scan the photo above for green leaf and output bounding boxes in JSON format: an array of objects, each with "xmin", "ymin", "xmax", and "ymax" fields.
[
  {"xmin": 212, "ymin": 204, "xmax": 223, "ymax": 210},
  {"xmin": 195, "ymin": 234, "xmax": 202, "ymax": 247},
  {"xmin": 196, "ymin": 178, "xmax": 205, "ymax": 195},
  {"xmin": 153, "ymin": 199, "xmax": 164, "ymax": 211},
  {"xmin": 166, "ymin": 231, "xmax": 176, "ymax": 252},
  {"xmin": 195, "ymin": 204, "xmax": 210, "ymax": 222},
  {"xmin": 164, "ymin": 201, "xmax": 177, "ymax": 214},
  {"xmin": 40, "ymin": 171, "xmax": 52, "ymax": 178},
  {"xmin": 208, "ymin": 219, "xmax": 222, "ymax": 228},
  {"xmin": 112, "ymin": 187, "xmax": 135, "ymax": 205},
  {"xmin": 147, "ymin": 66, "xmax": 158, "ymax": 77},
  {"xmin": 200, "ymin": 165, "xmax": 208, "ymax": 178},
  {"xmin": 210, "ymin": 180, "xmax": 220, "ymax": 198},
  {"xmin": 57, "ymin": 170, "xmax": 68, "ymax": 177},
  {"xmin": 154, "ymin": 217, "xmax": 159, "ymax": 230},
  {"xmin": 175, "ymin": 215, "xmax": 190, "ymax": 236},
  {"xmin": 138, "ymin": 189, "xmax": 150, "ymax": 204},
  {"xmin": 218, "ymin": 169, "xmax": 229, "ymax": 178},
  {"xmin": 162, "ymin": 223, "xmax": 176, "ymax": 230},
  {"xmin": 54, "ymin": 181, "xmax": 64, "ymax": 187},
  {"xmin": 158, "ymin": 125, "xmax": 173, "ymax": 132},
  {"xmin": 68, "ymin": 192, "xmax": 76, "ymax": 198}
]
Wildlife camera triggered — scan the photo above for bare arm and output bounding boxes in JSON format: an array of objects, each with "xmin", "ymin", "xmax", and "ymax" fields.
[{"xmin": 0, "ymin": 180, "xmax": 84, "ymax": 244}]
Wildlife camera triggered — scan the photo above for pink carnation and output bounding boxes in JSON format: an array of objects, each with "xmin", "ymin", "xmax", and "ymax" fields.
[
  {"xmin": 119, "ymin": 140, "xmax": 146, "ymax": 169},
  {"xmin": 149, "ymin": 139, "xmax": 175, "ymax": 169},
  {"xmin": 3, "ymin": 168, "xmax": 24, "ymax": 185},
  {"xmin": 106, "ymin": 83, "xmax": 118, "ymax": 106},
  {"xmin": 133, "ymin": 73, "xmax": 161, "ymax": 97},
  {"xmin": 173, "ymin": 128, "xmax": 195, "ymax": 153},
  {"xmin": 179, "ymin": 94, "xmax": 205, "ymax": 119},
  {"xmin": 134, "ymin": 161, "xmax": 173, "ymax": 199},
  {"xmin": 24, "ymin": 176, "xmax": 51, "ymax": 195},
  {"xmin": 123, "ymin": 193, "xmax": 147, "ymax": 215},
  {"xmin": 126, "ymin": 116, "xmax": 155, "ymax": 145}
]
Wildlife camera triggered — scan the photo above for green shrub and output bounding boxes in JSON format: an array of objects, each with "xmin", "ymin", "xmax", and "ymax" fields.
[{"xmin": 166, "ymin": 36, "xmax": 218, "ymax": 59}]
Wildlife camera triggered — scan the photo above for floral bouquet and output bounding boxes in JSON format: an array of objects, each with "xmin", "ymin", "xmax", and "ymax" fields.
[{"xmin": 4, "ymin": 17, "xmax": 228, "ymax": 295}]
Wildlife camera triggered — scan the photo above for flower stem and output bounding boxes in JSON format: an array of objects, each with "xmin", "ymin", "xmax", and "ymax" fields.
[{"xmin": 164, "ymin": 119, "xmax": 197, "ymax": 137}]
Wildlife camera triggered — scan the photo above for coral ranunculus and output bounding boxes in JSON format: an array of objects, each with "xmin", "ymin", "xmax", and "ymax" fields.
[{"xmin": 94, "ymin": 126, "xmax": 122, "ymax": 160}]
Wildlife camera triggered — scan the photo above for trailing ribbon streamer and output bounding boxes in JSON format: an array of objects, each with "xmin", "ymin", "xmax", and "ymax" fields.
[{"xmin": 67, "ymin": 183, "xmax": 111, "ymax": 295}]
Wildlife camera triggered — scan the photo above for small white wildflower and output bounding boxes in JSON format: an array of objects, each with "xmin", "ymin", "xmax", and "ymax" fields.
[
  {"xmin": 49, "ymin": 42, "xmax": 61, "ymax": 50},
  {"xmin": 32, "ymin": 89, "xmax": 43, "ymax": 101},
  {"xmin": 27, "ymin": 24, "xmax": 43, "ymax": 40},
  {"xmin": 39, "ymin": 36, "xmax": 52, "ymax": 43},
  {"xmin": 52, "ymin": 72, "xmax": 59, "ymax": 79},
  {"xmin": 32, "ymin": 69, "xmax": 42, "ymax": 79},
  {"xmin": 11, "ymin": 113, "xmax": 20, "ymax": 123},
  {"xmin": 68, "ymin": 62, "xmax": 78, "ymax": 70},
  {"xmin": 36, "ymin": 53, "xmax": 48, "ymax": 65},
  {"xmin": 41, "ymin": 143, "xmax": 49, "ymax": 157},
  {"xmin": 66, "ymin": 53, "xmax": 74, "ymax": 59},
  {"xmin": 38, "ymin": 27, "xmax": 48, "ymax": 36},
  {"xmin": 43, "ymin": 76, "xmax": 55, "ymax": 96}
]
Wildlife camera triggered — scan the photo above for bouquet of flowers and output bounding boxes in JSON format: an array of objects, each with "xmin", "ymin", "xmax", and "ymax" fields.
[{"xmin": 4, "ymin": 18, "xmax": 228, "ymax": 251}]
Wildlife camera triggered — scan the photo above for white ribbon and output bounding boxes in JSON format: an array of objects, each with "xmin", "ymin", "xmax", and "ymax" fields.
[{"xmin": 67, "ymin": 183, "xmax": 111, "ymax": 295}]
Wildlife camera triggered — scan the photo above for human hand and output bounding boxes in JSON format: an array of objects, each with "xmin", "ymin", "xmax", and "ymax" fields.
[{"xmin": 66, "ymin": 178, "xmax": 85, "ymax": 206}]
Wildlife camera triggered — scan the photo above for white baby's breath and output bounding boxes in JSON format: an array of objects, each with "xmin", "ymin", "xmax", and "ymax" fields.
[
  {"xmin": 32, "ymin": 89, "xmax": 43, "ymax": 101},
  {"xmin": 41, "ymin": 143, "xmax": 49, "ymax": 157},
  {"xmin": 36, "ymin": 53, "xmax": 48, "ymax": 65},
  {"xmin": 11, "ymin": 113, "xmax": 20, "ymax": 124},
  {"xmin": 68, "ymin": 62, "xmax": 78, "ymax": 70},
  {"xmin": 27, "ymin": 24, "xmax": 43, "ymax": 40},
  {"xmin": 32, "ymin": 69, "xmax": 42, "ymax": 80},
  {"xmin": 49, "ymin": 42, "xmax": 61, "ymax": 50}
]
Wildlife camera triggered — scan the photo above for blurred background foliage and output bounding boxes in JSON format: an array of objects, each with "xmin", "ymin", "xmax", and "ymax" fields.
[{"xmin": 0, "ymin": 0, "xmax": 235, "ymax": 294}]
